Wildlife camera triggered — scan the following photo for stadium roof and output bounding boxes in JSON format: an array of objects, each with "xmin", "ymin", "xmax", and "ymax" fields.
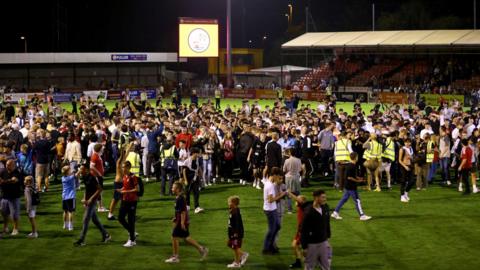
[{"xmin": 282, "ymin": 30, "xmax": 480, "ymax": 49}]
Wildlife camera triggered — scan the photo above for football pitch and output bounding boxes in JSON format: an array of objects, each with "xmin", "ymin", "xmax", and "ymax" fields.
[
  {"xmin": 1, "ymin": 177, "xmax": 480, "ymax": 270},
  {"xmin": 3, "ymin": 98, "xmax": 479, "ymax": 270}
]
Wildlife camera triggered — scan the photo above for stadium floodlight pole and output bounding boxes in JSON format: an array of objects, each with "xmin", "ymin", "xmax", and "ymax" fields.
[
  {"xmin": 475, "ymin": 0, "xmax": 477, "ymax": 30},
  {"xmin": 20, "ymin": 36, "xmax": 27, "ymax": 53},
  {"xmin": 226, "ymin": 0, "xmax": 232, "ymax": 89},
  {"xmin": 288, "ymin": 4, "xmax": 293, "ymax": 24},
  {"xmin": 372, "ymin": 3, "xmax": 375, "ymax": 31},
  {"xmin": 285, "ymin": 14, "xmax": 290, "ymax": 26}
]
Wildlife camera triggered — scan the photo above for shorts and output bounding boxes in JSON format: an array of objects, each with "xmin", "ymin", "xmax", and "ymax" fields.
[
  {"xmin": 172, "ymin": 224, "xmax": 190, "ymax": 238},
  {"xmin": 1, "ymin": 198, "xmax": 21, "ymax": 220},
  {"xmin": 36, "ymin": 163, "xmax": 50, "ymax": 179},
  {"xmin": 380, "ymin": 162, "xmax": 391, "ymax": 172},
  {"xmin": 227, "ymin": 238, "xmax": 243, "ymax": 249},
  {"xmin": 113, "ymin": 181, "xmax": 123, "ymax": 201},
  {"xmin": 62, "ymin": 199, "xmax": 76, "ymax": 212},
  {"xmin": 27, "ymin": 206, "xmax": 37, "ymax": 218}
]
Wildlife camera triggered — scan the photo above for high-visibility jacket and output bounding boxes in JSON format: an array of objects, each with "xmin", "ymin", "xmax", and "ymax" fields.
[
  {"xmin": 382, "ymin": 138, "xmax": 395, "ymax": 162},
  {"xmin": 334, "ymin": 138, "xmax": 351, "ymax": 162},
  {"xmin": 426, "ymin": 140, "xmax": 434, "ymax": 163},
  {"xmin": 277, "ymin": 89, "xmax": 284, "ymax": 99},
  {"xmin": 126, "ymin": 152, "xmax": 141, "ymax": 176},
  {"xmin": 161, "ymin": 146, "xmax": 176, "ymax": 167},
  {"xmin": 364, "ymin": 141, "xmax": 382, "ymax": 160},
  {"xmin": 215, "ymin": 89, "xmax": 221, "ymax": 99}
]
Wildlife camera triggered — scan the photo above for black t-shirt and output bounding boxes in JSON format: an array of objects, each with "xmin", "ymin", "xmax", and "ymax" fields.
[
  {"xmin": 34, "ymin": 139, "xmax": 52, "ymax": 164},
  {"xmin": 0, "ymin": 169, "xmax": 23, "ymax": 199},
  {"xmin": 174, "ymin": 195, "xmax": 188, "ymax": 225},
  {"xmin": 345, "ymin": 163, "xmax": 358, "ymax": 191},
  {"xmin": 82, "ymin": 174, "xmax": 100, "ymax": 200},
  {"xmin": 238, "ymin": 132, "xmax": 254, "ymax": 154}
]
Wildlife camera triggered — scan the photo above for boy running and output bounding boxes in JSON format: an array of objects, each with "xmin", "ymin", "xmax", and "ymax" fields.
[{"xmin": 226, "ymin": 195, "xmax": 249, "ymax": 268}]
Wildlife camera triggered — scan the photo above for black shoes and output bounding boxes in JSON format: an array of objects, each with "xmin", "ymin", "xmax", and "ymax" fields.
[{"xmin": 289, "ymin": 259, "xmax": 302, "ymax": 268}]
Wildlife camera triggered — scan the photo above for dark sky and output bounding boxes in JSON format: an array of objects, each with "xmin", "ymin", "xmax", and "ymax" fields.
[{"xmin": 0, "ymin": 0, "xmax": 475, "ymax": 53}]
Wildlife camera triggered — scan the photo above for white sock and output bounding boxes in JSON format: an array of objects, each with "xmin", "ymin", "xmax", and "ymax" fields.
[
  {"xmin": 459, "ymin": 183, "xmax": 463, "ymax": 188},
  {"xmin": 108, "ymin": 212, "xmax": 113, "ymax": 218},
  {"xmin": 473, "ymin": 185, "xmax": 477, "ymax": 189}
]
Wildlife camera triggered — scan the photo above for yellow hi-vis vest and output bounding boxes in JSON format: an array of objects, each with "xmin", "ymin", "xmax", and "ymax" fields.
[
  {"xmin": 382, "ymin": 138, "xmax": 395, "ymax": 162},
  {"xmin": 426, "ymin": 140, "xmax": 434, "ymax": 163},
  {"xmin": 161, "ymin": 146, "xmax": 176, "ymax": 167},
  {"xmin": 215, "ymin": 89, "xmax": 221, "ymax": 99},
  {"xmin": 277, "ymin": 89, "xmax": 284, "ymax": 98},
  {"xmin": 364, "ymin": 141, "xmax": 382, "ymax": 160},
  {"xmin": 334, "ymin": 138, "xmax": 351, "ymax": 162},
  {"xmin": 126, "ymin": 152, "xmax": 141, "ymax": 176}
]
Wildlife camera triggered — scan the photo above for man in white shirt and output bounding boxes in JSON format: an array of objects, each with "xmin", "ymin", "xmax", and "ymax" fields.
[{"xmin": 262, "ymin": 168, "xmax": 286, "ymax": 254}]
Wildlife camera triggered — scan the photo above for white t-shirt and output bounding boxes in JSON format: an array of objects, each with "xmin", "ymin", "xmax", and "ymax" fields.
[{"xmin": 263, "ymin": 180, "xmax": 277, "ymax": 211}]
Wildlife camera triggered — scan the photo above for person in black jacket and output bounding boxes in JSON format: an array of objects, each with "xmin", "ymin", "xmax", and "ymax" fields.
[
  {"xmin": 301, "ymin": 189, "xmax": 332, "ymax": 270},
  {"xmin": 264, "ymin": 132, "xmax": 283, "ymax": 177},
  {"xmin": 226, "ymin": 195, "xmax": 249, "ymax": 268}
]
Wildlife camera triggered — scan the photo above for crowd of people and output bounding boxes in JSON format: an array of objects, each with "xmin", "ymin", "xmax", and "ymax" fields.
[{"xmin": 0, "ymin": 88, "xmax": 477, "ymax": 269}]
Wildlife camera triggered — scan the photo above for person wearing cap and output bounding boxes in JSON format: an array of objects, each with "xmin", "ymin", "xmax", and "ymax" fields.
[
  {"xmin": 300, "ymin": 189, "xmax": 332, "ymax": 270},
  {"xmin": 363, "ymin": 133, "xmax": 382, "ymax": 191}
]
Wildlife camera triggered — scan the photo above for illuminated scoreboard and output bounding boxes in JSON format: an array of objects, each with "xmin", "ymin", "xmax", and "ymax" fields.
[{"xmin": 179, "ymin": 17, "xmax": 219, "ymax": 58}]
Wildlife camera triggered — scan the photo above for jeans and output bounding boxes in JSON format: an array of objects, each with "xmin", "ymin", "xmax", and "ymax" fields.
[
  {"xmin": 161, "ymin": 168, "xmax": 176, "ymax": 195},
  {"xmin": 334, "ymin": 190, "xmax": 364, "ymax": 216},
  {"xmin": 461, "ymin": 168, "xmax": 472, "ymax": 194},
  {"xmin": 319, "ymin": 149, "xmax": 333, "ymax": 175},
  {"xmin": 118, "ymin": 200, "xmax": 137, "ymax": 241},
  {"xmin": 263, "ymin": 210, "xmax": 281, "ymax": 252},
  {"xmin": 439, "ymin": 158, "xmax": 450, "ymax": 182},
  {"xmin": 186, "ymin": 180, "xmax": 200, "ymax": 209},
  {"xmin": 202, "ymin": 157, "xmax": 212, "ymax": 185},
  {"xmin": 146, "ymin": 153, "xmax": 160, "ymax": 181},
  {"xmin": 427, "ymin": 161, "xmax": 439, "ymax": 183},
  {"xmin": 78, "ymin": 201, "xmax": 108, "ymax": 242}
]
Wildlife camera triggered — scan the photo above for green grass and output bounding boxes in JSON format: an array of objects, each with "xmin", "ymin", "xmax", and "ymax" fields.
[{"xmin": 1, "ymin": 177, "xmax": 480, "ymax": 270}]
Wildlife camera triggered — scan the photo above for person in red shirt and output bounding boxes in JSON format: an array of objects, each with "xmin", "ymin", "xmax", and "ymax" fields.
[
  {"xmin": 116, "ymin": 161, "xmax": 139, "ymax": 247},
  {"xmin": 90, "ymin": 143, "xmax": 107, "ymax": 212},
  {"xmin": 175, "ymin": 125, "xmax": 193, "ymax": 150},
  {"xmin": 286, "ymin": 192, "xmax": 308, "ymax": 269},
  {"xmin": 458, "ymin": 139, "xmax": 472, "ymax": 195}
]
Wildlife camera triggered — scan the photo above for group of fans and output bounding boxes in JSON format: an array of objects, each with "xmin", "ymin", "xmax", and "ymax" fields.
[{"xmin": 0, "ymin": 88, "xmax": 477, "ymax": 269}]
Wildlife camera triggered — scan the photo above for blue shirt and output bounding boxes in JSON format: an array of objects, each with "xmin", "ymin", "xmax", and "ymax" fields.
[
  {"xmin": 279, "ymin": 137, "xmax": 296, "ymax": 152},
  {"xmin": 62, "ymin": 175, "xmax": 77, "ymax": 200},
  {"xmin": 147, "ymin": 125, "xmax": 164, "ymax": 153}
]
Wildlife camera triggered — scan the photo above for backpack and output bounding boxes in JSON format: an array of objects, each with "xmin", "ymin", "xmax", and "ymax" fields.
[
  {"xmin": 31, "ymin": 187, "xmax": 40, "ymax": 206},
  {"xmin": 162, "ymin": 146, "xmax": 178, "ymax": 171}
]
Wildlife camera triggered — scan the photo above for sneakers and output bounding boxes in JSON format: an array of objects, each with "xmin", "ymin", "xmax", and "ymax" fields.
[
  {"xmin": 401, "ymin": 195, "xmax": 409, "ymax": 203},
  {"xmin": 68, "ymin": 225, "xmax": 74, "ymax": 231},
  {"xmin": 199, "ymin": 246, "xmax": 209, "ymax": 261},
  {"xmin": 374, "ymin": 187, "xmax": 381, "ymax": 192},
  {"xmin": 165, "ymin": 256, "xmax": 180, "ymax": 263},
  {"xmin": 102, "ymin": 234, "xmax": 112, "ymax": 243},
  {"xmin": 473, "ymin": 186, "xmax": 478, "ymax": 194},
  {"xmin": 331, "ymin": 211, "xmax": 343, "ymax": 220},
  {"xmin": 240, "ymin": 252, "xmax": 249, "ymax": 265},
  {"xmin": 227, "ymin": 262, "xmax": 241, "ymax": 268},
  {"xmin": 73, "ymin": 240, "xmax": 86, "ymax": 247},
  {"xmin": 145, "ymin": 177, "xmax": 150, "ymax": 183},
  {"xmin": 97, "ymin": 207, "xmax": 109, "ymax": 213},
  {"xmin": 27, "ymin": 232, "xmax": 38, "ymax": 238},
  {"xmin": 123, "ymin": 239, "xmax": 136, "ymax": 247},
  {"xmin": 11, "ymin": 229, "xmax": 18, "ymax": 236},
  {"xmin": 360, "ymin": 215, "xmax": 372, "ymax": 221},
  {"xmin": 107, "ymin": 214, "xmax": 116, "ymax": 221},
  {"xmin": 447, "ymin": 180, "xmax": 452, "ymax": 186},
  {"xmin": 289, "ymin": 259, "xmax": 302, "ymax": 268},
  {"xmin": 459, "ymin": 184, "xmax": 464, "ymax": 192},
  {"xmin": 194, "ymin": 207, "xmax": 204, "ymax": 214}
]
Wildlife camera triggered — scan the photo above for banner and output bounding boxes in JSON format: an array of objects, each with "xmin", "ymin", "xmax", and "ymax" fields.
[
  {"xmin": 128, "ymin": 89, "xmax": 156, "ymax": 99},
  {"xmin": 4, "ymin": 92, "xmax": 44, "ymax": 103},
  {"xmin": 420, "ymin": 94, "xmax": 464, "ymax": 106},
  {"xmin": 224, "ymin": 89, "xmax": 256, "ymax": 99},
  {"xmin": 378, "ymin": 92, "xmax": 408, "ymax": 104},
  {"xmin": 255, "ymin": 89, "xmax": 277, "ymax": 99},
  {"xmin": 52, "ymin": 93, "xmax": 82, "ymax": 103},
  {"xmin": 83, "ymin": 90, "xmax": 108, "ymax": 100}
]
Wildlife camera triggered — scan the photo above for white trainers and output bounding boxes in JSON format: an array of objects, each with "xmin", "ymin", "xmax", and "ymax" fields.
[
  {"xmin": 123, "ymin": 239, "xmax": 136, "ymax": 247},
  {"xmin": 165, "ymin": 256, "xmax": 180, "ymax": 263},
  {"xmin": 404, "ymin": 192, "xmax": 410, "ymax": 201},
  {"xmin": 401, "ymin": 195, "xmax": 409, "ymax": 203},
  {"xmin": 227, "ymin": 262, "xmax": 241, "ymax": 268},
  {"xmin": 11, "ymin": 229, "xmax": 18, "ymax": 236},
  {"xmin": 194, "ymin": 207, "xmax": 204, "ymax": 214},
  {"xmin": 446, "ymin": 180, "xmax": 451, "ymax": 186},
  {"xmin": 199, "ymin": 246, "xmax": 209, "ymax": 261},
  {"xmin": 459, "ymin": 184, "xmax": 464, "ymax": 192},
  {"xmin": 360, "ymin": 215, "xmax": 372, "ymax": 221},
  {"xmin": 474, "ymin": 186, "xmax": 479, "ymax": 194},
  {"xmin": 240, "ymin": 252, "xmax": 249, "ymax": 265},
  {"xmin": 97, "ymin": 207, "xmax": 109, "ymax": 213},
  {"xmin": 331, "ymin": 211, "xmax": 343, "ymax": 220},
  {"xmin": 27, "ymin": 232, "xmax": 38, "ymax": 238}
]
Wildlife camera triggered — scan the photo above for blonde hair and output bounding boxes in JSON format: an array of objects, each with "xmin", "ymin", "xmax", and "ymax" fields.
[
  {"xmin": 228, "ymin": 195, "xmax": 240, "ymax": 207},
  {"xmin": 25, "ymin": 176, "xmax": 34, "ymax": 186},
  {"xmin": 62, "ymin": 165, "xmax": 70, "ymax": 175}
]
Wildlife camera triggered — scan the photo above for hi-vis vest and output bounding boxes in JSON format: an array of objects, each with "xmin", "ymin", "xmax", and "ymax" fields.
[
  {"xmin": 215, "ymin": 89, "xmax": 221, "ymax": 99},
  {"xmin": 277, "ymin": 89, "xmax": 284, "ymax": 98},
  {"xmin": 382, "ymin": 138, "xmax": 395, "ymax": 162},
  {"xmin": 334, "ymin": 138, "xmax": 351, "ymax": 162},
  {"xmin": 426, "ymin": 140, "xmax": 434, "ymax": 163},
  {"xmin": 126, "ymin": 152, "xmax": 141, "ymax": 176},
  {"xmin": 364, "ymin": 141, "xmax": 382, "ymax": 160},
  {"xmin": 161, "ymin": 146, "xmax": 176, "ymax": 167}
]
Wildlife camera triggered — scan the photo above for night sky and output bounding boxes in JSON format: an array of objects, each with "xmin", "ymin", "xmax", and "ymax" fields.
[{"xmin": 0, "ymin": 0, "xmax": 475, "ymax": 53}]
